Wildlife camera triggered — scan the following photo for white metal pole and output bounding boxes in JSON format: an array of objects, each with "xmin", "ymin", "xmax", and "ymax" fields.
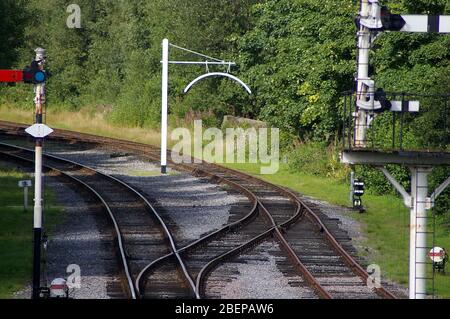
[
  {"xmin": 34, "ymin": 146, "xmax": 43, "ymax": 229},
  {"xmin": 32, "ymin": 47, "xmax": 46, "ymax": 299},
  {"xmin": 409, "ymin": 168, "xmax": 417, "ymax": 299},
  {"xmin": 32, "ymin": 142, "xmax": 43, "ymax": 299},
  {"xmin": 409, "ymin": 166, "xmax": 431, "ymax": 299},
  {"xmin": 161, "ymin": 38, "xmax": 169, "ymax": 174},
  {"xmin": 350, "ymin": 170, "xmax": 355, "ymax": 205},
  {"xmin": 355, "ymin": 0, "xmax": 371, "ymax": 147}
]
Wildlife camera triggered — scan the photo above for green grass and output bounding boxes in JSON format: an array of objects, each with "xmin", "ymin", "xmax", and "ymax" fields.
[
  {"xmin": 223, "ymin": 162, "xmax": 450, "ymax": 298},
  {"xmin": 0, "ymin": 163, "xmax": 61, "ymax": 299}
]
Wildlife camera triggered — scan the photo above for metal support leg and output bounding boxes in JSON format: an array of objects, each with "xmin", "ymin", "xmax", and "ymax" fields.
[
  {"xmin": 409, "ymin": 166, "xmax": 431, "ymax": 299},
  {"xmin": 350, "ymin": 171, "xmax": 355, "ymax": 205},
  {"xmin": 32, "ymin": 142, "xmax": 43, "ymax": 299},
  {"xmin": 378, "ymin": 166, "xmax": 439, "ymax": 299}
]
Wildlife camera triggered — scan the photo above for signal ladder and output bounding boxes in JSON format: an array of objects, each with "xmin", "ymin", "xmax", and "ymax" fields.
[{"xmin": 412, "ymin": 168, "xmax": 436, "ymax": 299}]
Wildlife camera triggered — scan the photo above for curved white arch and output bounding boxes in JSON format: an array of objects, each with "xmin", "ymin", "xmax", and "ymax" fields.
[{"xmin": 183, "ymin": 72, "xmax": 252, "ymax": 94}]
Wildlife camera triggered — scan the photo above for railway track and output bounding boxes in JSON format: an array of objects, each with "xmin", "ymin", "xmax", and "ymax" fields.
[
  {"xmin": 0, "ymin": 142, "xmax": 194, "ymax": 299},
  {"xmin": 0, "ymin": 120, "xmax": 398, "ymax": 298}
]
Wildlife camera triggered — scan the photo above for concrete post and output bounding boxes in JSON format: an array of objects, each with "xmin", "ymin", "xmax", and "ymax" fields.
[{"xmin": 409, "ymin": 166, "xmax": 431, "ymax": 299}]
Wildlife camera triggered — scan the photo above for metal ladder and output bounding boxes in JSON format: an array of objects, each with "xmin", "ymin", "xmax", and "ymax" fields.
[{"xmin": 413, "ymin": 168, "xmax": 436, "ymax": 299}]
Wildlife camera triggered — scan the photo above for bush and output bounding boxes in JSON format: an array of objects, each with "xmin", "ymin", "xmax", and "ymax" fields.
[
  {"xmin": 430, "ymin": 166, "xmax": 450, "ymax": 217},
  {"xmin": 288, "ymin": 141, "xmax": 349, "ymax": 181}
]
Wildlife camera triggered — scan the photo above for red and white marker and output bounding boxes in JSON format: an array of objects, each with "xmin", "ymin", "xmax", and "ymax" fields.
[{"xmin": 428, "ymin": 247, "xmax": 446, "ymax": 263}]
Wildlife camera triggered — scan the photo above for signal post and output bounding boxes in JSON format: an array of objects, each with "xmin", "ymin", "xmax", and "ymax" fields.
[
  {"xmin": 0, "ymin": 48, "xmax": 53, "ymax": 299},
  {"xmin": 342, "ymin": 1, "xmax": 450, "ymax": 299}
]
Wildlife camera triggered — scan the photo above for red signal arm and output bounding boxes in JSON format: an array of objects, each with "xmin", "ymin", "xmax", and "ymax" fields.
[{"xmin": 0, "ymin": 70, "xmax": 24, "ymax": 82}]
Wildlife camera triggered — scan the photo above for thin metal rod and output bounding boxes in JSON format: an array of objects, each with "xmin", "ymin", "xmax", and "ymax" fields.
[
  {"xmin": 343, "ymin": 94, "xmax": 347, "ymax": 148},
  {"xmin": 169, "ymin": 43, "xmax": 224, "ymax": 62},
  {"xmin": 24, "ymin": 186, "xmax": 28, "ymax": 211},
  {"xmin": 166, "ymin": 61, "xmax": 236, "ymax": 66}
]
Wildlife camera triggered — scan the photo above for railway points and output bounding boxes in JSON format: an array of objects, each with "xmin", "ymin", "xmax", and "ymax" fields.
[{"xmin": 0, "ymin": 122, "xmax": 404, "ymax": 299}]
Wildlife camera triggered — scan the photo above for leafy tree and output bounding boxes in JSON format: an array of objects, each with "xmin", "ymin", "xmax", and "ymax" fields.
[
  {"xmin": 0, "ymin": 0, "xmax": 27, "ymax": 69},
  {"xmin": 234, "ymin": 0, "xmax": 357, "ymax": 141}
]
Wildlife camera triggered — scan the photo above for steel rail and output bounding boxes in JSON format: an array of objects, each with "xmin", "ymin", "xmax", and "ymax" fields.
[
  {"xmin": 135, "ymin": 163, "xmax": 332, "ymax": 299},
  {"xmin": 0, "ymin": 142, "xmax": 196, "ymax": 298},
  {"xmin": 207, "ymin": 164, "xmax": 397, "ymax": 299},
  {"xmin": 189, "ymin": 164, "xmax": 332, "ymax": 298},
  {"xmin": 0, "ymin": 145, "xmax": 138, "ymax": 298},
  {"xmin": 135, "ymin": 167, "xmax": 260, "ymax": 297}
]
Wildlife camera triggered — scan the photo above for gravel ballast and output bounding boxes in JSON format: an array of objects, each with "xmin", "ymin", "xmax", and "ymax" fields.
[
  {"xmin": 48, "ymin": 148, "xmax": 242, "ymax": 244},
  {"xmin": 206, "ymin": 240, "xmax": 318, "ymax": 299},
  {"xmin": 44, "ymin": 177, "xmax": 118, "ymax": 299}
]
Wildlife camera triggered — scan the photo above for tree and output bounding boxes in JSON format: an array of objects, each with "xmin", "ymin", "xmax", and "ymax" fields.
[
  {"xmin": 234, "ymin": 0, "xmax": 357, "ymax": 140},
  {"xmin": 0, "ymin": 0, "xmax": 26, "ymax": 69}
]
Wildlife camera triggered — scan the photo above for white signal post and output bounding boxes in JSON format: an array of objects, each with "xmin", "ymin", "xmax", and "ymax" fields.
[
  {"xmin": 355, "ymin": 0, "xmax": 372, "ymax": 147},
  {"xmin": 379, "ymin": 167, "xmax": 433, "ymax": 298},
  {"xmin": 159, "ymin": 39, "xmax": 250, "ymax": 174},
  {"xmin": 25, "ymin": 47, "xmax": 53, "ymax": 299},
  {"xmin": 344, "ymin": 1, "xmax": 450, "ymax": 299},
  {"xmin": 355, "ymin": 1, "xmax": 450, "ymax": 146}
]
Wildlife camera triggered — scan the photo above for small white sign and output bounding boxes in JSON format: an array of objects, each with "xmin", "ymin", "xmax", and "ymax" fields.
[
  {"xmin": 390, "ymin": 101, "xmax": 420, "ymax": 112},
  {"xmin": 25, "ymin": 124, "xmax": 53, "ymax": 138},
  {"xmin": 18, "ymin": 180, "xmax": 32, "ymax": 188}
]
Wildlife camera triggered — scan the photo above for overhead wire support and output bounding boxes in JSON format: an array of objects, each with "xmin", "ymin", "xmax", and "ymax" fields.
[
  {"xmin": 167, "ymin": 61, "xmax": 236, "ymax": 66},
  {"xmin": 168, "ymin": 43, "xmax": 225, "ymax": 62},
  {"xmin": 159, "ymin": 38, "xmax": 251, "ymax": 174}
]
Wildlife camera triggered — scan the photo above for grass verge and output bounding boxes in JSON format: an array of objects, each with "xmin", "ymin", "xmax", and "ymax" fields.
[{"xmin": 0, "ymin": 105, "xmax": 161, "ymax": 147}]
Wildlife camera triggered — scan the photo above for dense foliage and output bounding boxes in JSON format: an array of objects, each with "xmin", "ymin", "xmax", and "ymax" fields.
[{"xmin": 0, "ymin": 0, "xmax": 448, "ymax": 131}]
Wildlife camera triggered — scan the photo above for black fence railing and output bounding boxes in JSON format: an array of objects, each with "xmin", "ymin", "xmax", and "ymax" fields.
[{"xmin": 342, "ymin": 91, "xmax": 449, "ymax": 152}]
